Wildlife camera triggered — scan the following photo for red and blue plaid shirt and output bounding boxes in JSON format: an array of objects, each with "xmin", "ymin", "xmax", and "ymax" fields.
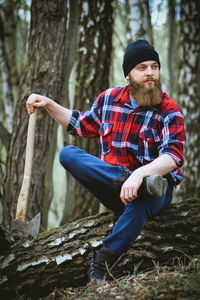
[{"xmin": 68, "ymin": 85, "xmax": 186, "ymax": 184}]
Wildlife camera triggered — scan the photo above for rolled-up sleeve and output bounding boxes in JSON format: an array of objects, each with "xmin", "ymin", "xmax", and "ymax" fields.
[
  {"xmin": 159, "ymin": 110, "xmax": 186, "ymax": 167},
  {"xmin": 67, "ymin": 98, "xmax": 101, "ymax": 138}
]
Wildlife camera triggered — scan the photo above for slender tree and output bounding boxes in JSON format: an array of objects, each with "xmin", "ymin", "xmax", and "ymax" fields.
[
  {"xmin": 0, "ymin": 2, "xmax": 18, "ymax": 218},
  {"xmin": 0, "ymin": 19, "xmax": 13, "ymax": 133},
  {"xmin": 168, "ymin": 0, "xmax": 176, "ymax": 99},
  {"xmin": 62, "ymin": 0, "xmax": 114, "ymax": 223},
  {"xmin": 177, "ymin": 0, "xmax": 200, "ymax": 199},
  {"xmin": 125, "ymin": 0, "xmax": 153, "ymax": 44},
  {"xmin": 0, "ymin": 2, "xmax": 30, "ymax": 206},
  {"xmin": 2, "ymin": 0, "xmax": 67, "ymax": 230},
  {"xmin": 60, "ymin": 0, "xmax": 80, "ymax": 225},
  {"xmin": 0, "ymin": 0, "xmax": 19, "ymax": 102}
]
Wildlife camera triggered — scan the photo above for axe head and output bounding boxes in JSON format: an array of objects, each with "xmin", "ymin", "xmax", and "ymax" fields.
[{"xmin": 11, "ymin": 212, "xmax": 41, "ymax": 239}]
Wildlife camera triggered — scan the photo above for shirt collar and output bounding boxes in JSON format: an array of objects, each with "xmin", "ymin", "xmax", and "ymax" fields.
[
  {"xmin": 129, "ymin": 95, "xmax": 140, "ymax": 109},
  {"xmin": 113, "ymin": 85, "xmax": 140, "ymax": 110},
  {"xmin": 113, "ymin": 84, "xmax": 130, "ymax": 104}
]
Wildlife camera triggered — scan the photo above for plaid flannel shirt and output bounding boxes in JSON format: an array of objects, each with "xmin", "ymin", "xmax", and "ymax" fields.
[{"xmin": 68, "ymin": 85, "xmax": 186, "ymax": 184}]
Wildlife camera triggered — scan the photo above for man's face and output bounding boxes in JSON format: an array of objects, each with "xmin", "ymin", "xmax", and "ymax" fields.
[
  {"xmin": 126, "ymin": 60, "xmax": 162, "ymax": 107},
  {"xmin": 126, "ymin": 60, "xmax": 160, "ymax": 87}
]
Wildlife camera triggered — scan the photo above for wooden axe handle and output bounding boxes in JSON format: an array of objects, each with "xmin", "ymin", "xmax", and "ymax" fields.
[{"xmin": 15, "ymin": 110, "xmax": 37, "ymax": 221}]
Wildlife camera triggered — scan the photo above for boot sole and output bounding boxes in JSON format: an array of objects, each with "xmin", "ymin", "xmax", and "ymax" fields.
[{"xmin": 146, "ymin": 174, "xmax": 168, "ymax": 198}]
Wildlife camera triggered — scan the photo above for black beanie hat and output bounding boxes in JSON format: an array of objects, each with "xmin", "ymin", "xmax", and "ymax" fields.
[{"xmin": 122, "ymin": 39, "xmax": 160, "ymax": 77}]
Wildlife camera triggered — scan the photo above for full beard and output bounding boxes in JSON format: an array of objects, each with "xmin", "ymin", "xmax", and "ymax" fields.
[{"xmin": 129, "ymin": 78, "xmax": 162, "ymax": 107}]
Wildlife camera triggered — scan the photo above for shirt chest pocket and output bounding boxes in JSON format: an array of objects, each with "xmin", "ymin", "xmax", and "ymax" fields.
[
  {"xmin": 99, "ymin": 123, "xmax": 113, "ymax": 155},
  {"xmin": 139, "ymin": 127, "xmax": 160, "ymax": 142},
  {"xmin": 138, "ymin": 127, "xmax": 160, "ymax": 161}
]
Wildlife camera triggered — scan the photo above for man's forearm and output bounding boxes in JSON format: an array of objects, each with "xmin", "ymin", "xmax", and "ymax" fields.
[
  {"xmin": 45, "ymin": 99, "xmax": 72, "ymax": 129},
  {"xmin": 134, "ymin": 154, "xmax": 177, "ymax": 178}
]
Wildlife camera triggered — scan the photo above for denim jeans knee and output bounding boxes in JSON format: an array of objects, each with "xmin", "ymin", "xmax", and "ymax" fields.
[{"xmin": 59, "ymin": 145, "xmax": 78, "ymax": 170}]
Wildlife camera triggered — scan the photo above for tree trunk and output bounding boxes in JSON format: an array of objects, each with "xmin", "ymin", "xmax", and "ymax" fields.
[
  {"xmin": 2, "ymin": 0, "xmax": 67, "ymax": 230},
  {"xmin": 42, "ymin": 124, "xmax": 58, "ymax": 231},
  {"xmin": 168, "ymin": 0, "xmax": 176, "ymax": 99},
  {"xmin": 177, "ymin": 0, "xmax": 200, "ymax": 200},
  {"xmin": 0, "ymin": 198, "xmax": 199, "ymax": 299},
  {"xmin": 60, "ymin": 0, "xmax": 80, "ymax": 226},
  {"xmin": 1, "ymin": 0, "xmax": 19, "ymax": 102},
  {"xmin": 125, "ymin": 0, "xmax": 153, "ymax": 44},
  {"xmin": 65, "ymin": 0, "xmax": 114, "ymax": 222},
  {"xmin": 0, "ymin": 22, "xmax": 14, "ymax": 133}
]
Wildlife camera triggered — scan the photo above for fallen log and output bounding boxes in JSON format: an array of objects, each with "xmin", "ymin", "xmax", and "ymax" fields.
[{"xmin": 0, "ymin": 198, "xmax": 200, "ymax": 299}]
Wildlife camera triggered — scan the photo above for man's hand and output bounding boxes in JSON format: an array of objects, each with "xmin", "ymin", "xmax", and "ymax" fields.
[
  {"xmin": 120, "ymin": 153, "xmax": 178, "ymax": 205},
  {"xmin": 26, "ymin": 93, "xmax": 50, "ymax": 114},
  {"xmin": 26, "ymin": 93, "xmax": 72, "ymax": 128},
  {"xmin": 120, "ymin": 171, "xmax": 144, "ymax": 205}
]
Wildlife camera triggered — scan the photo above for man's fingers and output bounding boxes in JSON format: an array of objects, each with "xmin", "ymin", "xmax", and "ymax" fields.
[
  {"xmin": 120, "ymin": 189, "xmax": 126, "ymax": 205},
  {"xmin": 26, "ymin": 94, "xmax": 46, "ymax": 114},
  {"xmin": 120, "ymin": 186, "xmax": 137, "ymax": 204},
  {"xmin": 26, "ymin": 103, "xmax": 34, "ymax": 115},
  {"xmin": 26, "ymin": 94, "xmax": 36, "ymax": 114},
  {"xmin": 27, "ymin": 93, "xmax": 37, "ymax": 104}
]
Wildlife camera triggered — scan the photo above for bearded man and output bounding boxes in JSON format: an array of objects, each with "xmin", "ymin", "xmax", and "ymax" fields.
[{"xmin": 26, "ymin": 39, "xmax": 186, "ymax": 284}]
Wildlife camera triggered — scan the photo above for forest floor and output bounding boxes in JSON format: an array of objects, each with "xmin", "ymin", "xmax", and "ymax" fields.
[{"xmin": 45, "ymin": 255, "xmax": 200, "ymax": 300}]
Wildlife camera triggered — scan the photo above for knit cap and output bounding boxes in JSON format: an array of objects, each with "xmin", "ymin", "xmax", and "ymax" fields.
[{"xmin": 122, "ymin": 39, "xmax": 160, "ymax": 77}]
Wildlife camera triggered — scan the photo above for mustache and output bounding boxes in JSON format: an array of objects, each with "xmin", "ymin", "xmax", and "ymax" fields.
[{"xmin": 144, "ymin": 77, "xmax": 155, "ymax": 82}]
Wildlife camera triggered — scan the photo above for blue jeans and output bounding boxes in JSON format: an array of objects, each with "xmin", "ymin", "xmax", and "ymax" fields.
[{"xmin": 59, "ymin": 145, "xmax": 173, "ymax": 255}]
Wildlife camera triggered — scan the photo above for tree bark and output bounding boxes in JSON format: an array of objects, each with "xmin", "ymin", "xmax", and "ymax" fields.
[
  {"xmin": 177, "ymin": 0, "xmax": 200, "ymax": 200},
  {"xmin": 0, "ymin": 198, "xmax": 199, "ymax": 299},
  {"xmin": 2, "ymin": 0, "xmax": 67, "ymax": 230}
]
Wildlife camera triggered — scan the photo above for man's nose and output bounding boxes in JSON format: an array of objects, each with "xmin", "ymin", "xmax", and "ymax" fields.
[{"xmin": 146, "ymin": 66, "xmax": 153, "ymax": 75}]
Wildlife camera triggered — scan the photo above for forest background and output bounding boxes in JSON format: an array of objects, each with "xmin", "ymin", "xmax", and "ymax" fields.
[{"xmin": 0, "ymin": 0, "xmax": 199, "ymax": 232}]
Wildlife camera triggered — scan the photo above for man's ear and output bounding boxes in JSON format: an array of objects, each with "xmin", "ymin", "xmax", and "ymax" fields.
[{"xmin": 126, "ymin": 75, "xmax": 129, "ymax": 81}]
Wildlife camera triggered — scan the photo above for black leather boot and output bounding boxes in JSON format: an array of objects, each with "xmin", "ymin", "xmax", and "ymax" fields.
[
  {"xmin": 89, "ymin": 247, "xmax": 123, "ymax": 284},
  {"xmin": 113, "ymin": 167, "xmax": 168, "ymax": 198}
]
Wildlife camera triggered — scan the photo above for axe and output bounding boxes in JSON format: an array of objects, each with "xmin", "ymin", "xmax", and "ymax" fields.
[{"xmin": 12, "ymin": 110, "xmax": 41, "ymax": 239}]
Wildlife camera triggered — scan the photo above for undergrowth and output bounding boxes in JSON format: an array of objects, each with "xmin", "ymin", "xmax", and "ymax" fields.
[{"xmin": 45, "ymin": 255, "xmax": 200, "ymax": 300}]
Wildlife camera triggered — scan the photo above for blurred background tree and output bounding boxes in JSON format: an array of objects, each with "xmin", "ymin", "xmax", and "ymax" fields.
[
  {"xmin": 61, "ymin": 0, "xmax": 114, "ymax": 224},
  {"xmin": 177, "ymin": 0, "xmax": 200, "ymax": 200},
  {"xmin": 0, "ymin": 0, "xmax": 199, "ymax": 230}
]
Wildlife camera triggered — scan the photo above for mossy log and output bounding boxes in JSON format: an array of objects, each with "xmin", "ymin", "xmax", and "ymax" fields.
[{"xmin": 0, "ymin": 198, "xmax": 199, "ymax": 299}]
